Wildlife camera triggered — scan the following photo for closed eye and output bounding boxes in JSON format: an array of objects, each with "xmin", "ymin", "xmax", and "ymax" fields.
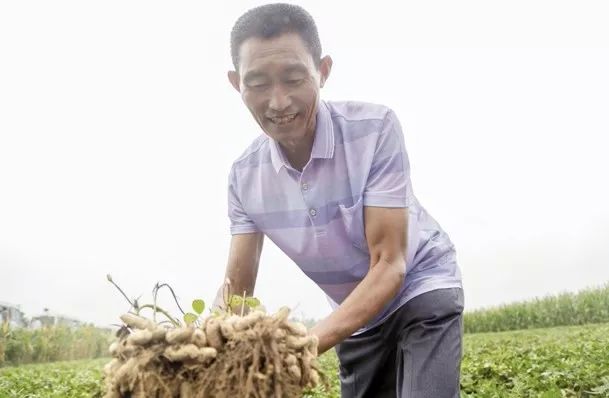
[{"xmin": 248, "ymin": 82, "xmax": 269, "ymax": 90}]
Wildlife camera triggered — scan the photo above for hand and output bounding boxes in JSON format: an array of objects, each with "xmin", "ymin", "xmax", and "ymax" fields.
[
  {"xmin": 211, "ymin": 280, "xmax": 230, "ymax": 313},
  {"xmin": 308, "ymin": 321, "xmax": 337, "ymax": 356}
]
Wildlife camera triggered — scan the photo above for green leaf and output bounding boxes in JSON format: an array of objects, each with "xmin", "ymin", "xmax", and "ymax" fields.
[
  {"xmin": 229, "ymin": 295, "xmax": 243, "ymax": 307},
  {"xmin": 183, "ymin": 313, "xmax": 198, "ymax": 325},
  {"xmin": 540, "ymin": 388, "xmax": 561, "ymax": 398},
  {"xmin": 253, "ymin": 304, "xmax": 267, "ymax": 313},
  {"xmin": 192, "ymin": 299, "xmax": 205, "ymax": 315},
  {"xmin": 245, "ymin": 297, "xmax": 261, "ymax": 308}
]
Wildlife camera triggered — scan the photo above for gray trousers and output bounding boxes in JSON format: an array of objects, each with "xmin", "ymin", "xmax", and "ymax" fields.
[{"xmin": 335, "ymin": 288, "xmax": 464, "ymax": 398}]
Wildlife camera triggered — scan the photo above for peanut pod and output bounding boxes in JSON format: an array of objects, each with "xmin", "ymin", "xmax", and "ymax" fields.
[{"xmin": 120, "ymin": 313, "xmax": 155, "ymax": 330}]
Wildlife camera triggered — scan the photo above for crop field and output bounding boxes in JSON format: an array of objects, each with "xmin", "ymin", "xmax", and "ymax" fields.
[
  {"xmin": 2, "ymin": 285, "xmax": 608, "ymax": 397},
  {"xmin": 0, "ymin": 325, "xmax": 111, "ymax": 367},
  {"xmin": 459, "ymin": 323, "xmax": 609, "ymax": 397},
  {"xmin": 0, "ymin": 358, "xmax": 106, "ymax": 398},
  {"xmin": 1, "ymin": 322, "xmax": 608, "ymax": 397},
  {"xmin": 464, "ymin": 284, "xmax": 609, "ymax": 333}
]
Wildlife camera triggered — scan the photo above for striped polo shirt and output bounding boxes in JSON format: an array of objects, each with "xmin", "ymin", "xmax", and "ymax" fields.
[{"xmin": 228, "ymin": 100, "xmax": 462, "ymax": 334}]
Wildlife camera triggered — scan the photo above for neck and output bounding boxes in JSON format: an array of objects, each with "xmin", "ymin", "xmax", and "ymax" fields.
[{"xmin": 279, "ymin": 134, "xmax": 314, "ymax": 171}]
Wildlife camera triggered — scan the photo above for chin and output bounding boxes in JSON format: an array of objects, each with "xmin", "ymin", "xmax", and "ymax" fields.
[{"xmin": 265, "ymin": 125, "xmax": 302, "ymax": 139}]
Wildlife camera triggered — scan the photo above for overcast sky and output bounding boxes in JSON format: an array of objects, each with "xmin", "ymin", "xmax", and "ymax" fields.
[{"xmin": 1, "ymin": 1, "xmax": 608, "ymax": 327}]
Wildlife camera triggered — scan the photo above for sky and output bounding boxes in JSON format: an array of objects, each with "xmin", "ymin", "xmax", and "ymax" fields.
[{"xmin": 1, "ymin": 1, "xmax": 608, "ymax": 328}]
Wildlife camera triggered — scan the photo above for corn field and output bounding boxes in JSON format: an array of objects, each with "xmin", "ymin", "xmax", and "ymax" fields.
[{"xmin": 464, "ymin": 283, "xmax": 609, "ymax": 333}]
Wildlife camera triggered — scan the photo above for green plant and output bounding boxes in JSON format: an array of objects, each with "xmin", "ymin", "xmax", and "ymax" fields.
[{"xmin": 464, "ymin": 283, "xmax": 609, "ymax": 333}]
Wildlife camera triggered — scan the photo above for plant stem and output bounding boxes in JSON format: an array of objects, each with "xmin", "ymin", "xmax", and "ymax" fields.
[
  {"xmin": 138, "ymin": 304, "xmax": 180, "ymax": 327},
  {"xmin": 155, "ymin": 283, "xmax": 186, "ymax": 315},
  {"xmin": 152, "ymin": 283, "xmax": 159, "ymax": 324},
  {"xmin": 107, "ymin": 277, "xmax": 135, "ymax": 309},
  {"xmin": 240, "ymin": 290, "xmax": 247, "ymax": 317}
]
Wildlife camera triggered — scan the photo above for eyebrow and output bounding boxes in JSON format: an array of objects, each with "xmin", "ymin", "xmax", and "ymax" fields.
[
  {"xmin": 282, "ymin": 64, "xmax": 308, "ymax": 75},
  {"xmin": 243, "ymin": 71, "xmax": 267, "ymax": 84}
]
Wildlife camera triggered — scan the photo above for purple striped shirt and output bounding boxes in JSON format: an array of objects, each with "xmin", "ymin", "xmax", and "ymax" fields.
[{"xmin": 228, "ymin": 100, "xmax": 462, "ymax": 334}]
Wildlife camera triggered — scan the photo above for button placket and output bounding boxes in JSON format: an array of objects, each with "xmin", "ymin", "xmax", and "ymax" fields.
[{"xmin": 300, "ymin": 169, "xmax": 317, "ymax": 220}]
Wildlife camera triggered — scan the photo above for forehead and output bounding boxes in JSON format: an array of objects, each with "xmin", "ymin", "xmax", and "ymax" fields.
[{"xmin": 238, "ymin": 32, "xmax": 315, "ymax": 75}]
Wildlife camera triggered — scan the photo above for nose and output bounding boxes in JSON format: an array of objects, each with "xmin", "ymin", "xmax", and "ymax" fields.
[{"xmin": 268, "ymin": 84, "xmax": 292, "ymax": 113}]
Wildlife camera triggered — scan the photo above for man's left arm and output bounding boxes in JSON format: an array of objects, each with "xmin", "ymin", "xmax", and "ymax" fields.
[
  {"xmin": 310, "ymin": 109, "xmax": 411, "ymax": 355},
  {"xmin": 309, "ymin": 206, "xmax": 407, "ymax": 354}
]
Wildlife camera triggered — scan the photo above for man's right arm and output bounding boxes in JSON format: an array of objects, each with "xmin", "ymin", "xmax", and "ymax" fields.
[{"xmin": 213, "ymin": 232, "xmax": 264, "ymax": 311}]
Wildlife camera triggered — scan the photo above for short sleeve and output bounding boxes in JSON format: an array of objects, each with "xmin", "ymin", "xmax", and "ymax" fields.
[
  {"xmin": 363, "ymin": 109, "xmax": 413, "ymax": 208},
  {"xmin": 228, "ymin": 166, "xmax": 260, "ymax": 235}
]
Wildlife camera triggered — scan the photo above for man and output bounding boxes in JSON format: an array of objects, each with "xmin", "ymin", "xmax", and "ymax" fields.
[{"xmin": 216, "ymin": 3, "xmax": 464, "ymax": 397}]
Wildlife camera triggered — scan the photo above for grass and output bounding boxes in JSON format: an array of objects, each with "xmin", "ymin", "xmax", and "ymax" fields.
[{"xmin": 2, "ymin": 323, "xmax": 609, "ymax": 397}]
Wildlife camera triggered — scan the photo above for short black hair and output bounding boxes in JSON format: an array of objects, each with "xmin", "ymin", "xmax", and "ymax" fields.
[{"xmin": 230, "ymin": 3, "xmax": 322, "ymax": 70}]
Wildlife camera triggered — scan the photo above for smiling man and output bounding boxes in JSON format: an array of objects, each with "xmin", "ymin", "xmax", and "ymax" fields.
[{"xmin": 217, "ymin": 3, "xmax": 464, "ymax": 397}]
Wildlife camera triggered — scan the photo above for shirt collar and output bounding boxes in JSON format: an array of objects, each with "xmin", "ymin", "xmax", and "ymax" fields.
[{"xmin": 269, "ymin": 100, "xmax": 335, "ymax": 173}]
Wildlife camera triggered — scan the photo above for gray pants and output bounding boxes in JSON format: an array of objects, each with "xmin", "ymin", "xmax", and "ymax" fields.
[{"xmin": 335, "ymin": 288, "xmax": 464, "ymax": 398}]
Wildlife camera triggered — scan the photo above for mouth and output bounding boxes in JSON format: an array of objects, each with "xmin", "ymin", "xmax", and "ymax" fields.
[{"xmin": 267, "ymin": 113, "xmax": 298, "ymax": 126}]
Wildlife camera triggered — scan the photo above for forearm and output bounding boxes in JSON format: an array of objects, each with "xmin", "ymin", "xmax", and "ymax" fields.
[
  {"xmin": 213, "ymin": 233, "xmax": 264, "ymax": 310},
  {"xmin": 224, "ymin": 257, "xmax": 259, "ymax": 297},
  {"xmin": 310, "ymin": 258, "xmax": 405, "ymax": 354}
]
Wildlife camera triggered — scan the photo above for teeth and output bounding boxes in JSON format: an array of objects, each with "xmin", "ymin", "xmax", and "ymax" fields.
[{"xmin": 271, "ymin": 114, "xmax": 297, "ymax": 124}]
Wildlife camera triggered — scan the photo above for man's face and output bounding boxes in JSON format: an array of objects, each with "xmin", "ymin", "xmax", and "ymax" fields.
[{"xmin": 228, "ymin": 33, "xmax": 331, "ymax": 145}]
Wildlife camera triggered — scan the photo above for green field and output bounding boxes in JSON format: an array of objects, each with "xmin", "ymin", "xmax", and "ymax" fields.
[
  {"xmin": 0, "ymin": 357, "xmax": 106, "ymax": 398},
  {"xmin": 2, "ymin": 323, "xmax": 608, "ymax": 398},
  {"xmin": 464, "ymin": 284, "xmax": 609, "ymax": 333}
]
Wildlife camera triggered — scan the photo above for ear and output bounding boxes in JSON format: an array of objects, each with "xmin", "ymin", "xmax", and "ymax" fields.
[
  {"xmin": 227, "ymin": 70, "xmax": 241, "ymax": 93},
  {"xmin": 319, "ymin": 55, "xmax": 333, "ymax": 88}
]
